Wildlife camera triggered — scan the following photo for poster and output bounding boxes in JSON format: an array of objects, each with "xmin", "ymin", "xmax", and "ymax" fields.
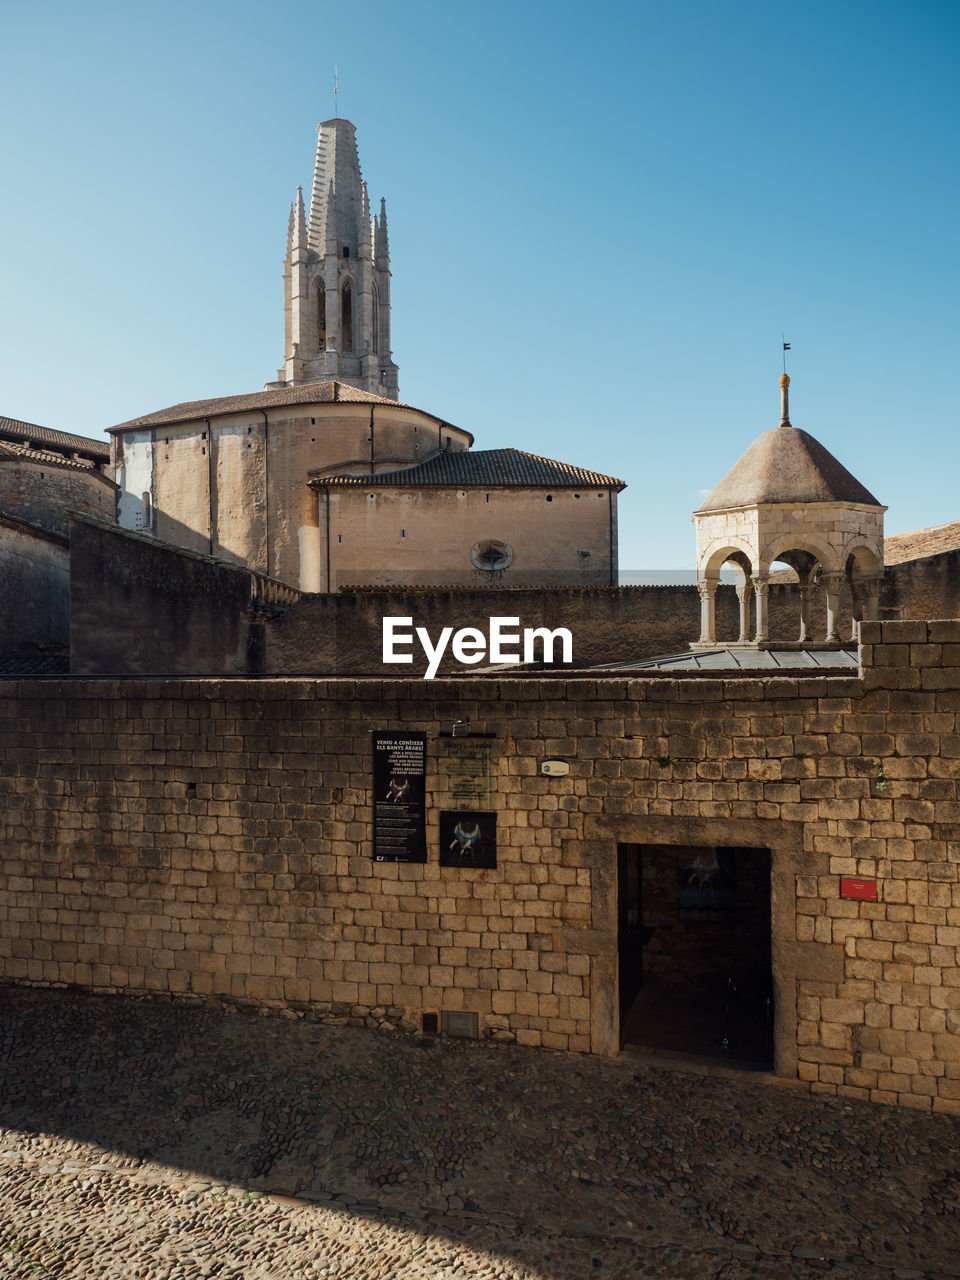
[
  {"xmin": 372, "ymin": 731, "xmax": 427, "ymax": 862},
  {"xmin": 439, "ymin": 810, "xmax": 497, "ymax": 869}
]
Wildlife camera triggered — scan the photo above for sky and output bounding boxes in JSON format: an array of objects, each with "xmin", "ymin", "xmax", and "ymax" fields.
[{"xmin": 1, "ymin": 0, "xmax": 957, "ymax": 570}]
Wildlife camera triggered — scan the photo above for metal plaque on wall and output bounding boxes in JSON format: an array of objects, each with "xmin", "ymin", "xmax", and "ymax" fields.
[
  {"xmin": 372, "ymin": 731, "xmax": 427, "ymax": 862},
  {"xmin": 437, "ymin": 738, "xmax": 497, "ymax": 810}
]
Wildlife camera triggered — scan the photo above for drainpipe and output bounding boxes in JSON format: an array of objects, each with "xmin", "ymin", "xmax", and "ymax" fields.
[
  {"xmin": 204, "ymin": 418, "xmax": 214, "ymax": 555},
  {"xmin": 369, "ymin": 404, "xmax": 375, "ymax": 475},
  {"xmin": 608, "ymin": 489, "xmax": 615, "ymax": 585},
  {"xmin": 262, "ymin": 411, "xmax": 270, "ymax": 575},
  {"xmin": 323, "ymin": 485, "xmax": 331, "ymax": 593}
]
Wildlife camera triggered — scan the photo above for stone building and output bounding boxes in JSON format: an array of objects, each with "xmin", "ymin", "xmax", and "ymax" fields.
[
  {"xmin": 267, "ymin": 118, "xmax": 399, "ymax": 399},
  {"xmin": 0, "ymin": 414, "xmax": 115, "ymax": 668},
  {"xmin": 694, "ymin": 374, "xmax": 885, "ymax": 649},
  {"xmin": 4, "ymin": 619, "xmax": 960, "ymax": 1114},
  {"xmin": 109, "ymin": 118, "xmax": 621, "ymax": 592}
]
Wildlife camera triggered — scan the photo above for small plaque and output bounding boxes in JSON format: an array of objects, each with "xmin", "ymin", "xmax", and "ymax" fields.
[
  {"xmin": 437, "ymin": 738, "xmax": 497, "ymax": 809},
  {"xmin": 541, "ymin": 758, "xmax": 569, "ymax": 776},
  {"xmin": 840, "ymin": 878, "xmax": 878, "ymax": 901}
]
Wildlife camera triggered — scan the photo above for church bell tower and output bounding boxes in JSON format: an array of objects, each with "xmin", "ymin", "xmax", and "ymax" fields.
[{"xmin": 269, "ymin": 119, "xmax": 399, "ymax": 399}]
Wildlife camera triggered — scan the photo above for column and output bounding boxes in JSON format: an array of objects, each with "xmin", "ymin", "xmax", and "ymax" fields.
[
  {"xmin": 864, "ymin": 575, "xmax": 882, "ymax": 621},
  {"xmin": 798, "ymin": 583, "xmax": 814, "ymax": 644},
  {"xmin": 697, "ymin": 580, "xmax": 717, "ymax": 645},
  {"xmin": 823, "ymin": 573, "xmax": 843, "ymax": 643},
  {"xmin": 752, "ymin": 576, "xmax": 769, "ymax": 644},
  {"xmin": 736, "ymin": 583, "xmax": 751, "ymax": 643}
]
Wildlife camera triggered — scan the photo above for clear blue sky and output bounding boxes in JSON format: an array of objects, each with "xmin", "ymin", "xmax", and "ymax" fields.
[{"xmin": 1, "ymin": 0, "xmax": 957, "ymax": 569}]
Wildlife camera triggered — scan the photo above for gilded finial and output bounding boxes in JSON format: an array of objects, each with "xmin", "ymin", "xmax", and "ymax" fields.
[{"xmin": 779, "ymin": 371, "xmax": 791, "ymax": 427}]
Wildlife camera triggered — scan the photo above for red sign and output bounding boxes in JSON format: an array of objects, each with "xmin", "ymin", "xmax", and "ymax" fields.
[{"xmin": 840, "ymin": 878, "xmax": 878, "ymax": 901}]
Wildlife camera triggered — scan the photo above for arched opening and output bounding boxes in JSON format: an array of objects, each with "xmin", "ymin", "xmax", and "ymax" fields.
[
  {"xmin": 316, "ymin": 281, "xmax": 326, "ymax": 352},
  {"xmin": 760, "ymin": 538, "xmax": 840, "ymax": 646},
  {"xmin": 341, "ymin": 281, "xmax": 353, "ymax": 352},
  {"xmin": 844, "ymin": 545, "xmax": 883, "ymax": 639},
  {"xmin": 372, "ymin": 282, "xmax": 380, "ymax": 354},
  {"xmin": 697, "ymin": 546, "xmax": 753, "ymax": 646}
]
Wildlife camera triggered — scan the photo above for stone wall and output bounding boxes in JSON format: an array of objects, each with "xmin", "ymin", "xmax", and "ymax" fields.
[
  {"xmin": 69, "ymin": 516, "xmax": 298, "ymax": 677},
  {"xmin": 319, "ymin": 484, "xmax": 617, "ymax": 589},
  {"xmin": 2, "ymin": 619, "xmax": 960, "ymax": 1112},
  {"xmin": 70, "ymin": 520, "xmax": 859, "ymax": 676},
  {"xmin": 0, "ymin": 458, "xmax": 115, "ymax": 538},
  {"xmin": 882, "ymin": 548, "xmax": 960, "ymax": 624},
  {"xmin": 0, "ymin": 518, "xmax": 69, "ymax": 659}
]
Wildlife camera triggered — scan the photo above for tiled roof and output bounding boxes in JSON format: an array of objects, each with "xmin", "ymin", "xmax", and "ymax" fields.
[
  {"xmin": 0, "ymin": 434, "xmax": 114, "ymax": 479},
  {"xmin": 109, "ymin": 380, "xmax": 461, "ymax": 434},
  {"xmin": 315, "ymin": 448, "xmax": 625, "ymax": 490},
  {"xmin": 884, "ymin": 521, "xmax": 960, "ymax": 565},
  {"xmin": 698, "ymin": 427, "xmax": 880, "ymax": 511},
  {"xmin": 0, "ymin": 415, "xmax": 110, "ymax": 461}
]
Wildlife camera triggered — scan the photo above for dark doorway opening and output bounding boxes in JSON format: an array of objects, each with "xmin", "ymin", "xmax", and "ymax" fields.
[{"xmin": 618, "ymin": 843, "xmax": 773, "ymax": 1069}]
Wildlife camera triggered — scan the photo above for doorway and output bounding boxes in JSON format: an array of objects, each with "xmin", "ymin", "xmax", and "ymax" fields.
[{"xmin": 618, "ymin": 843, "xmax": 773, "ymax": 1068}]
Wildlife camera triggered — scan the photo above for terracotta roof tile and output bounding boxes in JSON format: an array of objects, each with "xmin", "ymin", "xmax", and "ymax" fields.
[
  {"xmin": 0, "ymin": 415, "xmax": 109, "ymax": 461},
  {"xmin": 0, "ymin": 436, "xmax": 114, "ymax": 479},
  {"xmin": 884, "ymin": 520, "xmax": 960, "ymax": 565},
  {"xmin": 108, "ymin": 380, "xmax": 459, "ymax": 434},
  {"xmin": 314, "ymin": 448, "xmax": 625, "ymax": 490}
]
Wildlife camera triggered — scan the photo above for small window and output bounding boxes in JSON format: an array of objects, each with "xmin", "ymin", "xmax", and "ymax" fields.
[
  {"xmin": 546, "ymin": 495, "xmax": 553, "ymax": 502},
  {"xmin": 342, "ymin": 245, "xmax": 350, "ymax": 258},
  {"xmin": 401, "ymin": 529, "xmax": 406, "ymax": 538},
  {"xmin": 471, "ymin": 539, "xmax": 514, "ymax": 572}
]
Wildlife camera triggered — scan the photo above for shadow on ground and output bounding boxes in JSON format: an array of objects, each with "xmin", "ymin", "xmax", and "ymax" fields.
[{"xmin": 2, "ymin": 985, "xmax": 960, "ymax": 1278}]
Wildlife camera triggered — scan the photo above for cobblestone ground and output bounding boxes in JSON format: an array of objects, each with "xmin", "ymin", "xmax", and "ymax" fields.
[{"xmin": 1, "ymin": 988, "xmax": 959, "ymax": 1279}]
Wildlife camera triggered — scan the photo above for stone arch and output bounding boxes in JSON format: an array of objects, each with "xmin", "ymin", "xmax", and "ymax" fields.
[
  {"xmin": 698, "ymin": 539, "xmax": 754, "ymax": 581},
  {"xmin": 695, "ymin": 543, "xmax": 754, "ymax": 646},
  {"xmin": 759, "ymin": 535, "xmax": 839, "ymax": 579},
  {"xmin": 372, "ymin": 281, "xmax": 380, "ymax": 354},
  {"xmin": 843, "ymin": 541, "xmax": 883, "ymax": 638},
  {"xmin": 841, "ymin": 540, "xmax": 881, "ymax": 579}
]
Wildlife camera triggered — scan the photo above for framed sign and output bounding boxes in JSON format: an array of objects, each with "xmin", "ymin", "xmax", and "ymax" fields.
[
  {"xmin": 437, "ymin": 738, "xmax": 497, "ymax": 810},
  {"xmin": 372, "ymin": 731, "xmax": 427, "ymax": 862},
  {"xmin": 439, "ymin": 810, "xmax": 497, "ymax": 869}
]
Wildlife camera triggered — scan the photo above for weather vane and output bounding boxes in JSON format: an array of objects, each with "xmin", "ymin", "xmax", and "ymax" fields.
[
  {"xmin": 782, "ymin": 335, "xmax": 791, "ymax": 375},
  {"xmin": 334, "ymin": 65, "xmax": 339, "ymax": 118}
]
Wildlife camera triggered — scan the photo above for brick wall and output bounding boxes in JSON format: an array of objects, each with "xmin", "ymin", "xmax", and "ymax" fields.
[{"xmin": 1, "ymin": 619, "xmax": 960, "ymax": 1111}]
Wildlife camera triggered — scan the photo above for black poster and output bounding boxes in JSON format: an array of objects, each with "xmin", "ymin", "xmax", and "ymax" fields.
[
  {"xmin": 372, "ymin": 731, "xmax": 427, "ymax": 862},
  {"xmin": 439, "ymin": 810, "xmax": 497, "ymax": 869}
]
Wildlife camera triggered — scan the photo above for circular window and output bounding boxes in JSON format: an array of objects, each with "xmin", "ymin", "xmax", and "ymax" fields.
[{"xmin": 471, "ymin": 539, "xmax": 514, "ymax": 572}]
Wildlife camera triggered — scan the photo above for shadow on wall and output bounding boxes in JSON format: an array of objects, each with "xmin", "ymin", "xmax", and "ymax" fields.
[{"xmin": 67, "ymin": 514, "xmax": 960, "ymax": 676}]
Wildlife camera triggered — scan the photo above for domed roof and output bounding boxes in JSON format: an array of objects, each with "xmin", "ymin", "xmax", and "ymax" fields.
[{"xmin": 697, "ymin": 425, "xmax": 881, "ymax": 513}]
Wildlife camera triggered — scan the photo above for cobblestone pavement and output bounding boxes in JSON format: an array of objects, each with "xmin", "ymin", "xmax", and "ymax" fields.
[{"xmin": 1, "ymin": 988, "xmax": 959, "ymax": 1279}]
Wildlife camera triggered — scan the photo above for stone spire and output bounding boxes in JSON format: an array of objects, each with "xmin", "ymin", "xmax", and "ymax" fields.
[
  {"xmin": 292, "ymin": 186, "xmax": 307, "ymax": 253},
  {"xmin": 269, "ymin": 119, "xmax": 398, "ymax": 398}
]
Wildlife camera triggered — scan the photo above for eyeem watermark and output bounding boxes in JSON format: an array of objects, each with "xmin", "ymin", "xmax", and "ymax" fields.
[{"xmin": 383, "ymin": 616, "xmax": 573, "ymax": 679}]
